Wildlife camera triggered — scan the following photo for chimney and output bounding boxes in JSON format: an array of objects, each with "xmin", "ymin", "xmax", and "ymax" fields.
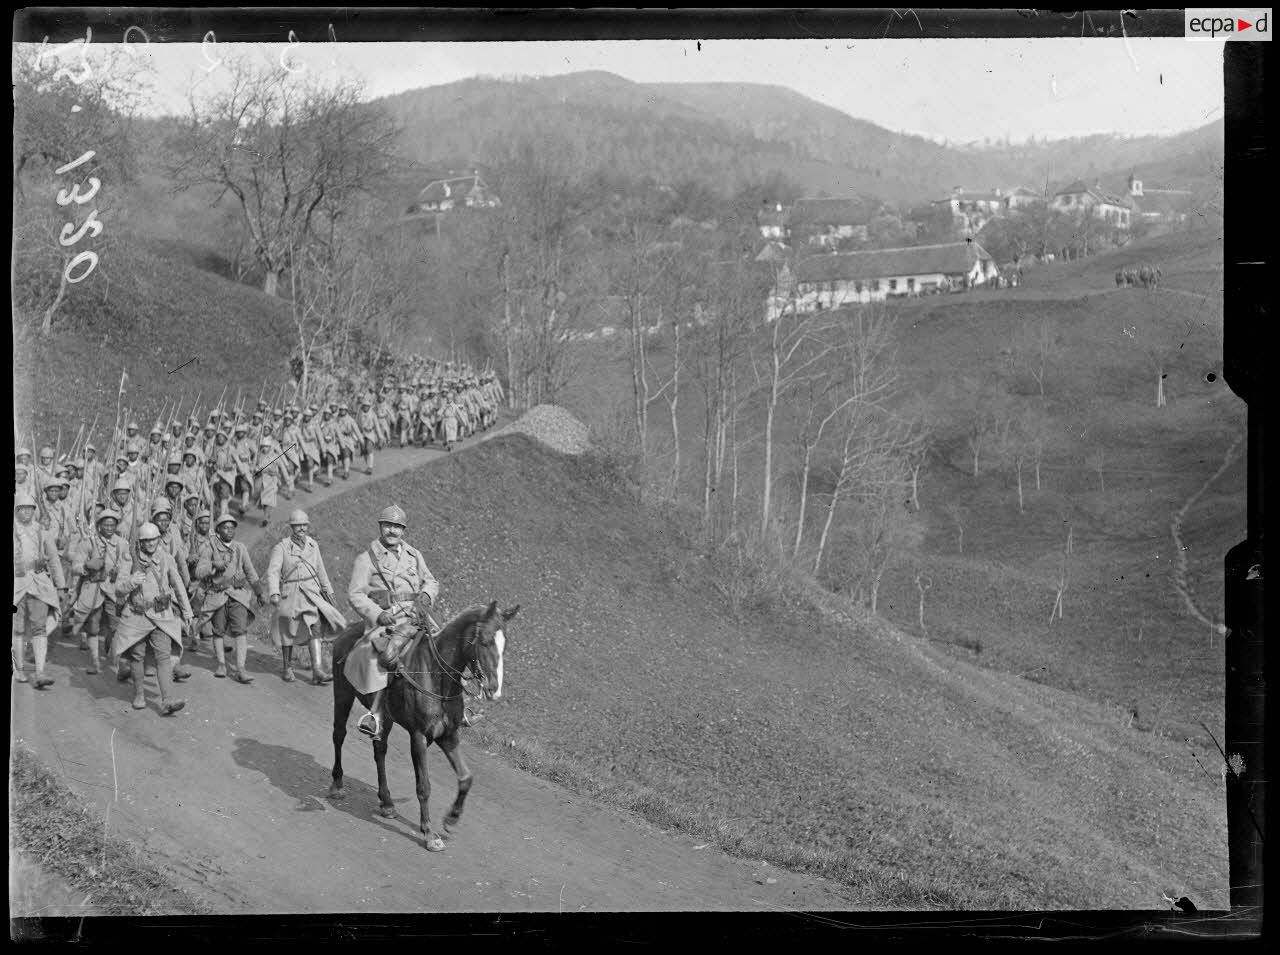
[
  {"xmin": 776, "ymin": 203, "xmax": 782, "ymax": 213},
  {"xmin": 994, "ymin": 187, "xmax": 1003, "ymax": 197}
]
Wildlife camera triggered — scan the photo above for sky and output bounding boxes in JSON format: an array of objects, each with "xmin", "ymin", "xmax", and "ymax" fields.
[{"xmin": 55, "ymin": 37, "xmax": 1225, "ymax": 143}]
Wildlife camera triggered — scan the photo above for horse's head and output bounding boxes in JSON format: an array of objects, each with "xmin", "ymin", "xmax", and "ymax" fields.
[{"xmin": 467, "ymin": 601, "xmax": 520, "ymax": 702}]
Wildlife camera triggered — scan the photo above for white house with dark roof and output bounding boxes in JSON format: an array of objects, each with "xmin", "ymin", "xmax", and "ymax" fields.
[
  {"xmin": 766, "ymin": 241, "xmax": 998, "ymax": 320},
  {"xmin": 1050, "ymin": 180, "xmax": 1132, "ymax": 228},
  {"xmin": 412, "ymin": 171, "xmax": 500, "ymax": 213},
  {"xmin": 932, "ymin": 187, "xmax": 1010, "ymax": 234}
]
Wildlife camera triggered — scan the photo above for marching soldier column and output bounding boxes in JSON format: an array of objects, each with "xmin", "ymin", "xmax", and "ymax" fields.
[{"xmin": 14, "ymin": 352, "xmax": 504, "ymax": 719}]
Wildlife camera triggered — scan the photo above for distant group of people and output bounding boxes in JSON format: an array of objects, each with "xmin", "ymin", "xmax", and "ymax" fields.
[{"xmin": 13, "ymin": 352, "xmax": 504, "ymax": 723}]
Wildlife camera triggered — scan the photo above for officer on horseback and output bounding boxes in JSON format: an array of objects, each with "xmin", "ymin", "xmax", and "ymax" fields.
[{"xmin": 346, "ymin": 504, "xmax": 439, "ymax": 738}]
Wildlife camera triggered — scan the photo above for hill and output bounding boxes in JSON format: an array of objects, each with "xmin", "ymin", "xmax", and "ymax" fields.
[
  {"xmin": 13, "ymin": 224, "xmax": 295, "ymax": 443},
  {"xmin": 286, "ymin": 433, "xmax": 1228, "ymax": 908},
  {"xmin": 374, "ymin": 72, "xmax": 1223, "ymax": 208}
]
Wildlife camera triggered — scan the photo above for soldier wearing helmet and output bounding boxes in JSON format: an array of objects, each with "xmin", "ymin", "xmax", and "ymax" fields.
[
  {"xmin": 439, "ymin": 390, "xmax": 463, "ymax": 452},
  {"xmin": 344, "ymin": 504, "xmax": 439, "ymax": 738},
  {"xmin": 231, "ymin": 423, "xmax": 257, "ymax": 515},
  {"xmin": 109, "ymin": 476, "xmax": 139, "ymax": 545},
  {"xmin": 193, "ymin": 509, "xmax": 265, "ymax": 682},
  {"xmin": 35, "ymin": 446, "xmax": 57, "ymax": 497},
  {"xmin": 297, "ymin": 406, "xmax": 325, "ymax": 492},
  {"xmin": 265, "ymin": 509, "xmax": 345, "ymax": 685},
  {"xmin": 209, "ymin": 429, "xmax": 237, "ymax": 513},
  {"xmin": 318, "ymin": 407, "xmax": 340, "ymax": 485},
  {"xmin": 68, "ymin": 506, "xmax": 132, "ymax": 673},
  {"xmin": 124, "ymin": 421, "xmax": 146, "ymax": 458},
  {"xmin": 13, "ymin": 491, "xmax": 67, "ymax": 689},
  {"xmin": 255, "ymin": 435, "xmax": 289, "ymax": 527},
  {"xmin": 114, "ymin": 521, "xmax": 192, "ymax": 716},
  {"xmin": 333, "ymin": 403, "xmax": 359, "ymax": 480},
  {"xmin": 356, "ymin": 397, "xmax": 380, "ymax": 475}
]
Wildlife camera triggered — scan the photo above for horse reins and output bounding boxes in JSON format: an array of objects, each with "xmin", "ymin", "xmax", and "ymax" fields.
[{"xmin": 393, "ymin": 618, "xmax": 482, "ymax": 702}]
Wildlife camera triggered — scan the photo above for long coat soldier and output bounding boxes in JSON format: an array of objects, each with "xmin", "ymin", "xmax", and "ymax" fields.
[
  {"xmin": 114, "ymin": 521, "xmax": 192, "ymax": 716},
  {"xmin": 14, "ymin": 492, "xmax": 68, "ymax": 689},
  {"xmin": 265, "ymin": 510, "xmax": 346, "ymax": 685},
  {"xmin": 68, "ymin": 507, "xmax": 131, "ymax": 673},
  {"xmin": 345, "ymin": 504, "xmax": 439, "ymax": 737}
]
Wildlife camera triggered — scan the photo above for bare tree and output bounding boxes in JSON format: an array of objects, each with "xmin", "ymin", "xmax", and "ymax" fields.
[
  {"xmin": 944, "ymin": 502, "xmax": 968, "ymax": 554},
  {"xmin": 1014, "ymin": 315, "xmax": 1060, "ymax": 397},
  {"xmin": 167, "ymin": 56, "xmax": 400, "ymax": 296},
  {"xmin": 1049, "ymin": 523, "xmax": 1072, "ymax": 623},
  {"xmin": 1085, "ymin": 448, "xmax": 1107, "ymax": 493}
]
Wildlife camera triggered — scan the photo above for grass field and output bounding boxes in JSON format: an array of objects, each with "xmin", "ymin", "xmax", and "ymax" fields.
[{"xmin": 288, "ymin": 435, "xmax": 1227, "ymax": 908}]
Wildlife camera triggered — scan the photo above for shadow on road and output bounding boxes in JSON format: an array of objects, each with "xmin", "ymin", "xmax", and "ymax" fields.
[{"xmin": 230, "ymin": 736, "xmax": 427, "ymax": 848}]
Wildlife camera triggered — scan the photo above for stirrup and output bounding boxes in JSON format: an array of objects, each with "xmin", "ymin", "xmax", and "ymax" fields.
[{"xmin": 357, "ymin": 712, "xmax": 381, "ymax": 738}]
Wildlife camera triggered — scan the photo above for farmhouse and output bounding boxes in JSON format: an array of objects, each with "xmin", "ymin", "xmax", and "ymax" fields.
[
  {"xmin": 1004, "ymin": 186, "xmax": 1043, "ymax": 210},
  {"xmin": 766, "ymin": 241, "xmax": 998, "ymax": 320},
  {"xmin": 1127, "ymin": 172, "xmax": 1194, "ymax": 225},
  {"xmin": 787, "ymin": 197, "xmax": 871, "ymax": 247},
  {"xmin": 756, "ymin": 202, "xmax": 787, "ymax": 240},
  {"xmin": 1050, "ymin": 180, "xmax": 1132, "ymax": 228},
  {"xmin": 411, "ymin": 171, "xmax": 500, "ymax": 213},
  {"xmin": 932, "ymin": 187, "xmax": 1008, "ymax": 234}
]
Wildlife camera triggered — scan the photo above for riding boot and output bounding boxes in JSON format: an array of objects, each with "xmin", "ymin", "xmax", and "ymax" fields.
[
  {"xmin": 85, "ymin": 635, "xmax": 100, "ymax": 674},
  {"xmin": 172, "ymin": 638, "xmax": 191, "ymax": 682},
  {"xmin": 129, "ymin": 651, "xmax": 148, "ymax": 709},
  {"xmin": 281, "ymin": 645, "xmax": 295, "ymax": 682},
  {"xmin": 310, "ymin": 637, "xmax": 333, "ymax": 684},
  {"xmin": 31, "ymin": 635, "xmax": 54, "ymax": 689},
  {"xmin": 212, "ymin": 635, "xmax": 228, "ymax": 678},
  {"xmin": 233, "ymin": 635, "xmax": 253, "ymax": 683},
  {"xmin": 12, "ymin": 640, "xmax": 28, "ymax": 683}
]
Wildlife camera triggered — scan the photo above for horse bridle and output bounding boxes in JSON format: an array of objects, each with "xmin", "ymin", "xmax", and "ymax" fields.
[{"xmin": 394, "ymin": 617, "xmax": 483, "ymax": 702}]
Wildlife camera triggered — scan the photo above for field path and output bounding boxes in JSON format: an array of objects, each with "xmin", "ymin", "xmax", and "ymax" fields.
[{"xmin": 10, "ymin": 432, "xmax": 860, "ymax": 913}]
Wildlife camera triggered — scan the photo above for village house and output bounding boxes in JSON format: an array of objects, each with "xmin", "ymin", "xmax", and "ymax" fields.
[
  {"xmin": 765, "ymin": 240, "xmax": 999, "ymax": 320},
  {"xmin": 1004, "ymin": 186, "xmax": 1043, "ymax": 211},
  {"xmin": 410, "ymin": 170, "xmax": 500, "ymax": 214},
  {"xmin": 756, "ymin": 202, "xmax": 787, "ymax": 240},
  {"xmin": 786, "ymin": 197, "xmax": 872, "ymax": 247},
  {"xmin": 1050, "ymin": 179, "xmax": 1132, "ymax": 228},
  {"xmin": 1127, "ymin": 172, "xmax": 1194, "ymax": 226},
  {"xmin": 932, "ymin": 187, "xmax": 1009, "ymax": 234}
]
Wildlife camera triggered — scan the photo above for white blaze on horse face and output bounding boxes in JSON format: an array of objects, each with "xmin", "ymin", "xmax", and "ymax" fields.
[{"xmin": 493, "ymin": 629, "xmax": 505, "ymax": 699}]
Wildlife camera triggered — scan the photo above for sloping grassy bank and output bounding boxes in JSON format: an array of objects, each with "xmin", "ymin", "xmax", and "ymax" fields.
[{"xmin": 294, "ymin": 434, "xmax": 1228, "ymax": 909}]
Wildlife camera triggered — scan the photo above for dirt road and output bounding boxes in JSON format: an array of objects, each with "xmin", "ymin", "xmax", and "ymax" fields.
[{"xmin": 11, "ymin": 437, "xmax": 860, "ymax": 912}]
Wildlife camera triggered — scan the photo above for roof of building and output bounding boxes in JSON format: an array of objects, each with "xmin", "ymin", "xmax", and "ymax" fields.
[
  {"xmin": 787, "ymin": 197, "xmax": 871, "ymax": 228},
  {"xmin": 417, "ymin": 174, "xmax": 489, "ymax": 205},
  {"xmin": 792, "ymin": 241, "xmax": 993, "ymax": 283},
  {"xmin": 1008, "ymin": 186, "xmax": 1041, "ymax": 197},
  {"xmin": 1053, "ymin": 180, "xmax": 1133, "ymax": 208},
  {"xmin": 934, "ymin": 190, "xmax": 1005, "ymax": 204}
]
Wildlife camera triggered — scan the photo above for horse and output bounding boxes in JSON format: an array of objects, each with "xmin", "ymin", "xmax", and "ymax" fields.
[{"xmin": 327, "ymin": 600, "xmax": 520, "ymax": 851}]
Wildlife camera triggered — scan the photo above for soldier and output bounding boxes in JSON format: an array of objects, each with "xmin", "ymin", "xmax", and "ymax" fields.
[
  {"xmin": 35, "ymin": 446, "xmax": 57, "ymax": 497},
  {"xmin": 318, "ymin": 407, "xmax": 340, "ymax": 485},
  {"xmin": 82, "ymin": 442, "xmax": 105, "ymax": 493},
  {"xmin": 39, "ymin": 475, "xmax": 73, "ymax": 585},
  {"xmin": 356, "ymin": 398, "xmax": 380, "ymax": 475},
  {"xmin": 396, "ymin": 388, "xmax": 414, "ymax": 448},
  {"xmin": 68, "ymin": 507, "xmax": 131, "ymax": 673},
  {"xmin": 13, "ymin": 492, "xmax": 68, "ymax": 689},
  {"xmin": 265, "ymin": 510, "xmax": 345, "ymax": 685},
  {"xmin": 109, "ymin": 476, "xmax": 139, "ymax": 546},
  {"xmin": 255, "ymin": 435, "xmax": 288, "ymax": 527},
  {"xmin": 247, "ymin": 410, "xmax": 265, "ymax": 448},
  {"xmin": 440, "ymin": 391, "xmax": 463, "ymax": 452},
  {"xmin": 278, "ymin": 408, "xmax": 302, "ymax": 498},
  {"xmin": 114, "ymin": 522, "xmax": 192, "ymax": 715},
  {"xmin": 209, "ymin": 429, "xmax": 237, "ymax": 513},
  {"xmin": 124, "ymin": 420, "xmax": 146, "ymax": 458},
  {"xmin": 145, "ymin": 424, "xmax": 165, "ymax": 463},
  {"xmin": 230, "ymin": 423, "xmax": 256, "ymax": 514},
  {"xmin": 149, "ymin": 500, "xmax": 194, "ymax": 682},
  {"xmin": 334, "ymin": 404, "xmax": 360, "ymax": 480},
  {"xmin": 298, "ymin": 407, "xmax": 325, "ymax": 491},
  {"xmin": 193, "ymin": 510, "xmax": 265, "ymax": 683},
  {"xmin": 344, "ymin": 504, "xmax": 439, "ymax": 738},
  {"xmin": 178, "ymin": 491, "xmax": 201, "ymax": 544},
  {"xmin": 179, "ymin": 429, "xmax": 205, "ymax": 471}
]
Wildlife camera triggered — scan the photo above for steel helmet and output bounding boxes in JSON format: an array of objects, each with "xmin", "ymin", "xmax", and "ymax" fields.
[
  {"xmin": 168, "ymin": 453, "xmax": 184, "ymax": 467},
  {"xmin": 149, "ymin": 424, "xmax": 162, "ymax": 436},
  {"xmin": 127, "ymin": 421, "xmax": 139, "ymax": 432},
  {"xmin": 112, "ymin": 477, "xmax": 132, "ymax": 493},
  {"xmin": 287, "ymin": 509, "xmax": 310, "ymax": 526},
  {"xmin": 184, "ymin": 491, "xmax": 201, "ymax": 504},
  {"xmin": 234, "ymin": 422, "xmax": 247, "ymax": 433},
  {"xmin": 151, "ymin": 498, "xmax": 173, "ymax": 517},
  {"xmin": 39, "ymin": 445, "xmax": 55, "ymax": 461},
  {"xmin": 378, "ymin": 504, "xmax": 408, "ymax": 527},
  {"xmin": 15, "ymin": 448, "xmax": 32, "ymax": 460},
  {"xmin": 259, "ymin": 437, "xmax": 274, "ymax": 449},
  {"xmin": 215, "ymin": 510, "xmax": 238, "ymax": 528},
  {"xmin": 13, "ymin": 491, "xmax": 37, "ymax": 509},
  {"xmin": 96, "ymin": 507, "xmax": 121, "ymax": 526},
  {"xmin": 137, "ymin": 522, "xmax": 161, "ymax": 541}
]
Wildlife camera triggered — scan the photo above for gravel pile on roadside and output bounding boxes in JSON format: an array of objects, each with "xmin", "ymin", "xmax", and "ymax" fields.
[{"xmin": 493, "ymin": 404, "xmax": 590, "ymax": 455}]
